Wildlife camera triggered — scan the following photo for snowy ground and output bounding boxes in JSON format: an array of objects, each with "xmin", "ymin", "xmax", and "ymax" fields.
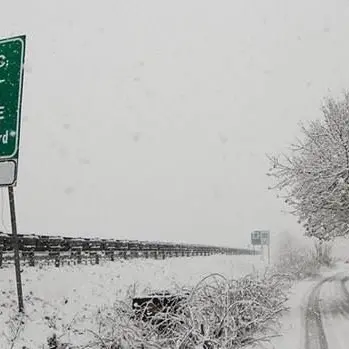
[
  {"xmin": 247, "ymin": 276, "xmax": 318, "ymax": 349},
  {"xmin": 0, "ymin": 254, "xmax": 267, "ymax": 349},
  {"xmin": 3, "ymin": 251, "xmax": 348, "ymax": 349},
  {"xmin": 250, "ymin": 261, "xmax": 349, "ymax": 349}
]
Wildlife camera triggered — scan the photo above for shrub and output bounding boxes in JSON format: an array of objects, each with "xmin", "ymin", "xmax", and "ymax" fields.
[
  {"xmin": 313, "ymin": 240, "xmax": 334, "ymax": 267},
  {"xmin": 81, "ymin": 272, "xmax": 289, "ymax": 349},
  {"xmin": 273, "ymin": 232, "xmax": 334, "ymax": 280}
]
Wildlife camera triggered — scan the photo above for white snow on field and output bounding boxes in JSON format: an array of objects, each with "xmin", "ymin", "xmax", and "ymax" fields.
[{"xmin": 0, "ymin": 255, "xmax": 266, "ymax": 349}]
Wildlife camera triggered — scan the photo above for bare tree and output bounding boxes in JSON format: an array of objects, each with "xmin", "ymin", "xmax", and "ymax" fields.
[{"xmin": 267, "ymin": 91, "xmax": 349, "ymax": 241}]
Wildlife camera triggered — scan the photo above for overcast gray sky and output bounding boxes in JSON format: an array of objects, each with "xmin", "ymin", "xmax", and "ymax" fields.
[{"xmin": 1, "ymin": 0, "xmax": 349, "ymax": 247}]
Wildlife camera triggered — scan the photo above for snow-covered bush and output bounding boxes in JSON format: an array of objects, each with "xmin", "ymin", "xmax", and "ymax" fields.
[
  {"xmin": 273, "ymin": 232, "xmax": 334, "ymax": 280},
  {"xmin": 79, "ymin": 272, "xmax": 288, "ymax": 349}
]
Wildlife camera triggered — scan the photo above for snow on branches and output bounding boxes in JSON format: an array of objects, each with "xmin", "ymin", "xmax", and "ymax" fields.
[{"xmin": 267, "ymin": 92, "xmax": 349, "ymax": 241}]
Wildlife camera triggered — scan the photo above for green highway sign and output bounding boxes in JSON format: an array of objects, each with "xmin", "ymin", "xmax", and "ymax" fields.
[
  {"xmin": 0, "ymin": 35, "xmax": 26, "ymax": 186},
  {"xmin": 260, "ymin": 230, "xmax": 270, "ymax": 245},
  {"xmin": 251, "ymin": 230, "xmax": 270, "ymax": 246},
  {"xmin": 0, "ymin": 35, "xmax": 25, "ymax": 160},
  {"xmin": 251, "ymin": 231, "xmax": 261, "ymax": 245}
]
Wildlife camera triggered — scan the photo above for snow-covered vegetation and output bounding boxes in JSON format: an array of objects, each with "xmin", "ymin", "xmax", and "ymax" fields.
[
  {"xmin": 0, "ymin": 235, "xmax": 342, "ymax": 349},
  {"xmin": 272, "ymin": 231, "xmax": 335, "ymax": 281},
  {"xmin": 2, "ymin": 232, "xmax": 339, "ymax": 349},
  {"xmin": 76, "ymin": 272, "xmax": 288, "ymax": 349},
  {"xmin": 268, "ymin": 91, "xmax": 349, "ymax": 241},
  {"xmin": 0, "ymin": 255, "xmax": 269, "ymax": 349}
]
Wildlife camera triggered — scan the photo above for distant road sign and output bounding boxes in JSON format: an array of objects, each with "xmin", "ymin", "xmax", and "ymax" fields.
[
  {"xmin": 251, "ymin": 230, "xmax": 270, "ymax": 246},
  {"xmin": 251, "ymin": 230, "xmax": 271, "ymax": 264},
  {"xmin": 251, "ymin": 231, "xmax": 261, "ymax": 245},
  {"xmin": 0, "ymin": 35, "xmax": 26, "ymax": 186},
  {"xmin": 260, "ymin": 231, "xmax": 270, "ymax": 245}
]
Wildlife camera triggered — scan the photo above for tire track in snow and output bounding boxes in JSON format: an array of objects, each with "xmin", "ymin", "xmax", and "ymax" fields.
[
  {"xmin": 304, "ymin": 273, "xmax": 349, "ymax": 349},
  {"xmin": 330, "ymin": 275, "xmax": 349, "ymax": 318},
  {"xmin": 340, "ymin": 276, "xmax": 349, "ymax": 302},
  {"xmin": 319, "ymin": 274, "xmax": 349, "ymax": 349},
  {"xmin": 304, "ymin": 277, "xmax": 329, "ymax": 349}
]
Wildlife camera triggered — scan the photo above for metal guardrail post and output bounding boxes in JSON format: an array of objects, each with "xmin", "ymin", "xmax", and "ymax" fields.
[
  {"xmin": 106, "ymin": 249, "xmax": 114, "ymax": 261},
  {"xmin": 89, "ymin": 251, "xmax": 99, "ymax": 264},
  {"xmin": 0, "ymin": 243, "xmax": 3, "ymax": 268},
  {"xmin": 49, "ymin": 248, "xmax": 61, "ymax": 267},
  {"xmin": 28, "ymin": 249, "xmax": 35, "ymax": 267},
  {"xmin": 77, "ymin": 248, "xmax": 82, "ymax": 264}
]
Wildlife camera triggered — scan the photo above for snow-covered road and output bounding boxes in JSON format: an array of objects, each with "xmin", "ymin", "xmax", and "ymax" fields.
[
  {"xmin": 305, "ymin": 271, "xmax": 349, "ymax": 349},
  {"xmin": 252, "ymin": 264, "xmax": 349, "ymax": 349}
]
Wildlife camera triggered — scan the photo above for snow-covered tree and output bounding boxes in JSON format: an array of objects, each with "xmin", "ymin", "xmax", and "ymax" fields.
[{"xmin": 268, "ymin": 92, "xmax": 349, "ymax": 241}]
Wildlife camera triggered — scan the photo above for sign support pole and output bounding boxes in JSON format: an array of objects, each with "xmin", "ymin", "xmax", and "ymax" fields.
[
  {"xmin": 8, "ymin": 186, "xmax": 24, "ymax": 312},
  {"xmin": 261, "ymin": 242, "xmax": 264, "ymax": 261}
]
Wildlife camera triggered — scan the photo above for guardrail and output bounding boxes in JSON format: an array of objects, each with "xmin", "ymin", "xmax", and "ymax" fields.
[{"xmin": 0, "ymin": 232, "xmax": 259, "ymax": 268}]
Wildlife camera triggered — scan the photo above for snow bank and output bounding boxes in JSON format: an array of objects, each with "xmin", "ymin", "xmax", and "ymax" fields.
[{"xmin": 0, "ymin": 254, "xmax": 265, "ymax": 348}]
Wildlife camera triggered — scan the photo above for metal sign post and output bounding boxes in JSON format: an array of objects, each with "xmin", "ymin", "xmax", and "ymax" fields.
[
  {"xmin": 261, "ymin": 231, "xmax": 270, "ymax": 265},
  {"xmin": 260, "ymin": 242, "xmax": 264, "ymax": 261},
  {"xmin": 8, "ymin": 186, "xmax": 23, "ymax": 312},
  {"xmin": 0, "ymin": 35, "xmax": 26, "ymax": 313}
]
